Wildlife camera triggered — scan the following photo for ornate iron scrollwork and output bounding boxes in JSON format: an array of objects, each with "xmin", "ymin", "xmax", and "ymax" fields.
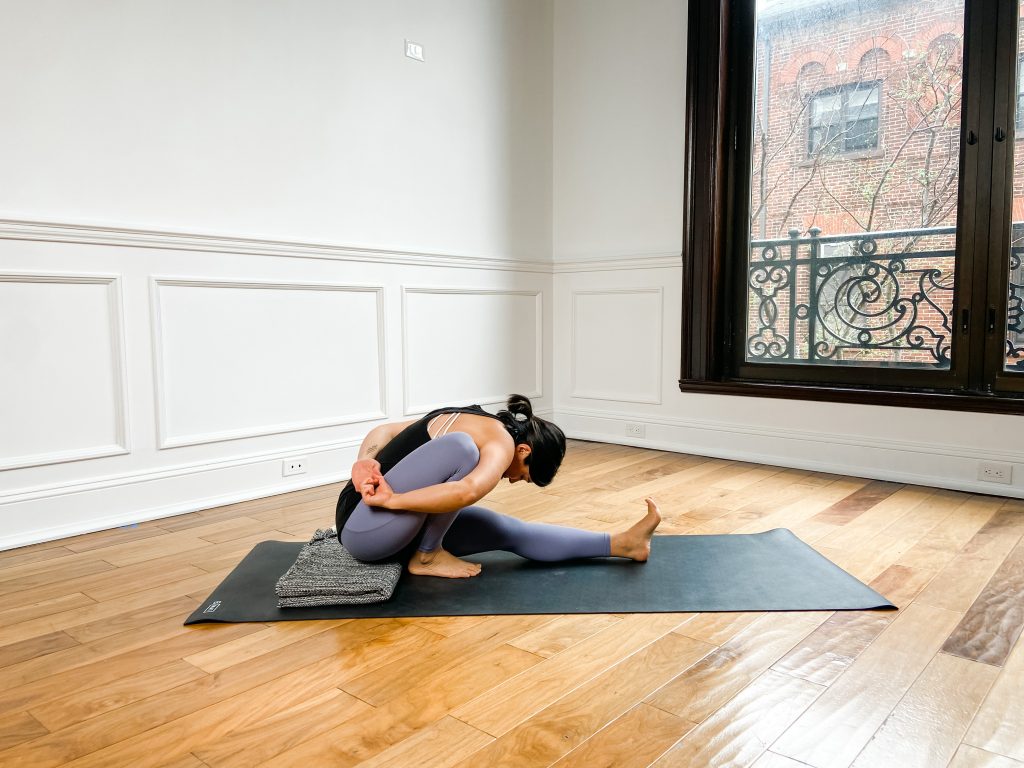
[
  {"xmin": 1007, "ymin": 249, "xmax": 1024, "ymax": 369},
  {"xmin": 747, "ymin": 227, "xmax": 955, "ymax": 367}
]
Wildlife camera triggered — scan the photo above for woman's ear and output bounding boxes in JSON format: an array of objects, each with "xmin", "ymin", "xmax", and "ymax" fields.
[{"xmin": 517, "ymin": 444, "xmax": 532, "ymax": 459}]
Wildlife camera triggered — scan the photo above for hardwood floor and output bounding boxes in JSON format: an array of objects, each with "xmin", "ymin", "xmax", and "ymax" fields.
[{"xmin": 1, "ymin": 440, "xmax": 1022, "ymax": 767}]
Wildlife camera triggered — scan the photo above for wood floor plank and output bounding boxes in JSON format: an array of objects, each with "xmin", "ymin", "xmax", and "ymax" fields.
[
  {"xmin": 949, "ymin": 744, "xmax": 1024, "ymax": 768},
  {"xmin": 771, "ymin": 611, "xmax": 892, "ymax": 687},
  {"xmin": 0, "ymin": 621, "xmax": 263, "ymax": 716},
  {"xmin": 60, "ymin": 652, "xmax": 374, "ymax": 768},
  {"xmin": 29, "ymin": 659, "xmax": 209, "ymax": 732},
  {"xmin": 942, "ymin": 537, "xmax": 1024, "ymax": 666},
  {"xmin": 0, "ymin": 557, "xmax": 116, "ymax": 600},
  {"xmin": 916, "ymin": 526, "xmax": 1024, "ymax": 613},
  {"xmin": 0, "ymin": 614, "xmax": 212, "ymax": 693},
  {"xmin": 673, "ymin": 611, "xmax": 760, "ymax": 645},
  {"xmin": 752, "ymin": 752, "xmax": 821, "ymax": 767},
  {"xmin": 646, "ymin": 612, "xmax": 824, "ymax": 724},
  {"xmin": 810, "ymin": 480, "xmax": 906, "ymax": 526},
  {"xmin": 550, "ymin": 703, "xmax": 695, "ymax": 768},
  {"xmin": 450, "ymin": 614, "xmax": 692, "ymax": 737},
  {"xmin": 0, "ymin": 445, "xmax": 1020, "ymax": 768},
  {"xmin": 823, "ymin": 491, "xmax": 967, "ymax": 582},
  {"xmin": 506, "ymin": 614, "xmax": 622, "ymax": 658},
  {"xmin": 0, "ymin": 710, "xmax": 48, "ymax": 752},
  {"xmin": 263, "ymin": 643, "xmax": 542, "ymax": 767},
  {"xmin": 355, "ymin": 716, "xmax": 494, "ymax": 768},
  {"xmin": 449, "ymin": 632, "xmax": 714, "ymax": 768},
  {"xmin": 725, "ymin": 479, "xmax": 870, "ymax": 536},
  {"xmin": 652, "ymin": 669, "xmax": 823, "ymax": 768},
  {"xmin": 193, "ymin": 688, "xmax": 367, "ymax": 768},
  {"xmin": 964, "ymin": 625, "xmax": 1024, "ymax": 762},
  {"xmin": 0, "ymin": 630, "xmax": 80, "ymax": 670},
  {"xmin": 3, "ymin": 620, "xmax": 403, "ymax": 767},
  {"xmin": 0, "ymin": 592, "xmax": 97, "ymax": 627},
  {"xmin": 814, "ymin": 486, "xmax": 937, "ymax": 552},
  {"xmin": 850, "ymin": 652, "xmax": 997, "ymax": 768},
  {"xmin": 403, "ymin": 615, "xmax": 489, "ymax": 637},
  {"xmin": 0, "ymin": 545, "xmax": 77, "ymax": 572},
  {"xmin": 771, "ymin": 601, "xmax": 963, "ymax": 768},
  {"xmin": 896, "ymin": 496, "xmax": 1001, "ymax": 572},
  {"xmin": 183, "ymin": 619, "xmax": 345, "ymax": 674}
]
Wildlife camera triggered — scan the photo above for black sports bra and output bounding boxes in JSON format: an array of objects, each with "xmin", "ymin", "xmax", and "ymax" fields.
[{"xmin": 334, "ymin": 405, "xmax": 515, "ymax": 535}]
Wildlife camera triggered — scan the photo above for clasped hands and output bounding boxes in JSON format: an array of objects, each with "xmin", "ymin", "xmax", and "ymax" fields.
[{"xmin": 351, "ymin": 458, "xmax": 396, "ymax": 508}]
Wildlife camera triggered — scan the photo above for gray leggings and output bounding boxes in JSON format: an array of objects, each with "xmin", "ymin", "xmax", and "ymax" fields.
[{"xmin": 340, "ymin": 432, "xmax": 611, "ymax": 563}]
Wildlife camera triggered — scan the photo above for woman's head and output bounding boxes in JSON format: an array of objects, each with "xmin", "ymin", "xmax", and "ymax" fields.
[{"xmin": 496, "ymin": 394, "xmax": 566, "ymax": 487}]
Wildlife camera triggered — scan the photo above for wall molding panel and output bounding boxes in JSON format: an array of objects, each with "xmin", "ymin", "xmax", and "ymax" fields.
[
  {"xmin": 0, "ymin": 231, "xmax": 552, "ymax": 549},
  {"xmin": 150, "ymin": 277, "xmax": 388, "ymax": 449},
  {"xmin": 0, "ymin": 271, "xmax": 131, "ymax": 470},
  {"xmin": 0, "ymin": 217, "xmax": 552, "ymax": 273},
  {"xmin": 569, "ymin": 288, "xmax": 664, "ymax": 404},
  {"xmin": 401, "ymin": 287, "xmax": 544, "ymax": 415}
]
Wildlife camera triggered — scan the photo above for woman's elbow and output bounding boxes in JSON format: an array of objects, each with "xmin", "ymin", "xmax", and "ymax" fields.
[{"xmin": 455, "ymin": 481, "xmax": 484, "ymax": 509}]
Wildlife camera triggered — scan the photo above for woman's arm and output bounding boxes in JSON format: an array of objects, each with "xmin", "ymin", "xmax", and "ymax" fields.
[
  {"xmin": 364, "ymin": 440, "xmax": 511, "ymax": 514},
  {"xmin": 350, "ymin": 419, "xmax": 416, "ymax": 493}
]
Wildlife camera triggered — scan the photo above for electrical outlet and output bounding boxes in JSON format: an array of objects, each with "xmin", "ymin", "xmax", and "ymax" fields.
[
  {"xmin": 282, "ymin": 457, "xmax": 307, "ymax": 477},
  {"xmin": 978, "ymin": 461, "xmax": 1012, "ymax": 484},
  {"xmin": 625, "ymin": 423, "xmax": 646, "ymax": 438},
  {"xmin": 405, "ymin": 40, "xmax": 424, "ymax": 61}
]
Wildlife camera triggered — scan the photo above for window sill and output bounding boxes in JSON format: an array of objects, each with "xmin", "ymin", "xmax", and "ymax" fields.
[
  {"xmin": 797, "ymin": 147, "xmax": 885, "ymax": 166},
  {"xmin": 677, "ymin": 377, "xmax": 1024, "ymax": 415}
]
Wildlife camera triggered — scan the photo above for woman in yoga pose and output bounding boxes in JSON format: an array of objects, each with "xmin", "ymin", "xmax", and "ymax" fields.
[{"xmin": 336, "ymin": 394, "xmax": 661, "ymax": 578}]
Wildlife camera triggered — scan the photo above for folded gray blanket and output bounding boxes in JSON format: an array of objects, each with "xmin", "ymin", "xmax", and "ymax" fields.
[{"xmin": 275, "ymin": 529, "xmax": 402, "ymax": 607}]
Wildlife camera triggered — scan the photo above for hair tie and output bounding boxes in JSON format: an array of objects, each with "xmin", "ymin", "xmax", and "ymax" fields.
[{"xmin": 513, "ymin": 412, "xmax": 528, "ymax": 423}]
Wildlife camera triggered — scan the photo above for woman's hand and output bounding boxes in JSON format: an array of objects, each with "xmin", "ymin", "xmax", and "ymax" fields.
[
  {"xmin": 351, "ymin": 459, "xmax": 383, "ymax": 496},
  {"xmin": 361, "ymin": 475, "xmax": 396, "ymax": 508}
]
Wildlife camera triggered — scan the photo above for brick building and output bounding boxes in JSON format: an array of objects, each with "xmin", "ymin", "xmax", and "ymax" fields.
[{"xmin": 743, "ymin": 0, "xmax": 1022, "ymax": 367}]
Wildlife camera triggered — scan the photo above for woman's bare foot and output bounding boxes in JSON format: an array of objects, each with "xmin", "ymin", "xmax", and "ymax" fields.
[
  {"xmin": 408, "ymin": 548, "xmax": 482, "ymax": 578},
  {"xmin": 610, "ymin": 497, "xmax": 662, "ymax": 562}
]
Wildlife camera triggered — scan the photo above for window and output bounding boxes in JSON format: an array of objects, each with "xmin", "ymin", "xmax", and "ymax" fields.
[
  {"xmin": 1016, "ymin": 55, "xmax": 1024, "ymax": 131},
  {"xmin": 681, "ymin": 0, "xmax": 1024, "ymax": 413},
  {"xmin": 808, "ymin": 83, "xmax": 880, "ymax": 155}
]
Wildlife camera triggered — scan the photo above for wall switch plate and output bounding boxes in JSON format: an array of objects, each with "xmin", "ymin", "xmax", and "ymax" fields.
[
  {"xmin": 283, "ymin": 457, "xmax": 307, "ymax": 477},
  {"xmin": 405, "ymin": 40, "xmax": 424, "ymax": 61},
  {"xmin": 625, "ymin": 423, "xmax": 646, "ymax": 438},
  {"xmin": 978, "ymin": 461, "xmax": 1012, "ymax": 484}
]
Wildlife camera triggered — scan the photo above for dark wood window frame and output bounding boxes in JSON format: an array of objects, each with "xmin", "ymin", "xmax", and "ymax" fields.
[{"xmin": 679, "ymin": 0, "xmax": 1024, "ymax": 416}]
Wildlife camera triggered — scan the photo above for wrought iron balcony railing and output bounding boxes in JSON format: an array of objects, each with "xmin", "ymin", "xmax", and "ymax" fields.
[{"xmin": 747, "ymin": 225, "xmax": 1024, "ymax": 369}]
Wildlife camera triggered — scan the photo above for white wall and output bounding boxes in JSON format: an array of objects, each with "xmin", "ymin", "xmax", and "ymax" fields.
[
  {"xmin": 4, "ymin": 0, "xmax": 1020, "ymax": 551},
  {"xmin": 0, "ymin": 0, "xmax": 554, "ymax": 549},
  {"xmin": 551, "ymin": 0, "xmax": 1024, "ymax": 499}
]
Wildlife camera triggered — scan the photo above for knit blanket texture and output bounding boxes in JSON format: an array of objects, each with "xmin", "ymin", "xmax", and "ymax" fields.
[{"xmin": 275, "ymin": 529, "xmax": 402, "ymax": 607}]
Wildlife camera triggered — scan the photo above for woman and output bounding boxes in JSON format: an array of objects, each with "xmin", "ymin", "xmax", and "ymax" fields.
[{"xmin": 335, "ymin": 394, "xmax": 661, "ymax": 578}]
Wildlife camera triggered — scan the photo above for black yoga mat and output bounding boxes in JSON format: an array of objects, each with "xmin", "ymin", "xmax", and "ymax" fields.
[{"xmin": 185, "ymin": 529, "xmax": 893, "ymax": 624}]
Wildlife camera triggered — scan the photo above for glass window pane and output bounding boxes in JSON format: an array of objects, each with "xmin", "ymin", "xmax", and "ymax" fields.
[
  {"xmin": 1008, "ymin": 20, "xmax": 1024, "ymax": 373},
  {"xmin": 748, "ymin": 0, "xmax": 964, "ymax": 369}
]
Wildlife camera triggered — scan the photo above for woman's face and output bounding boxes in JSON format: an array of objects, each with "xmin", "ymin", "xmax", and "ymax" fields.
[{"xmin": 503, "ymin": 444, "xmax": 533, "ymax": 484}]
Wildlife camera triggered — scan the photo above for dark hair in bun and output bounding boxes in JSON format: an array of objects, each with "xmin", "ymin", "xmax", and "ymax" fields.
[{"xmin": 496, "ymin": 394, "xmax": 566, "ymax": 487}]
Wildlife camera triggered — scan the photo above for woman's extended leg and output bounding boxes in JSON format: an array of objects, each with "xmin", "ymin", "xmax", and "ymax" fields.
[
  {"xmin": 442, "ymin": 498, "xmax": 662, "ymax": 562},
  {"xmin": 340, "ymin": 432, "xmax": 480, "ymax": 574}
]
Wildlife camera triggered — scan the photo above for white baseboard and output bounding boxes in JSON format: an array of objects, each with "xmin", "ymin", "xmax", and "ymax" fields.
[
  {"xmin": 0, "ymin": 443, "xmax": 358, "ymax": 551},
  {"xmin": 558, "ymin": 408, "xmax": 1024, "ymax": 500}
]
